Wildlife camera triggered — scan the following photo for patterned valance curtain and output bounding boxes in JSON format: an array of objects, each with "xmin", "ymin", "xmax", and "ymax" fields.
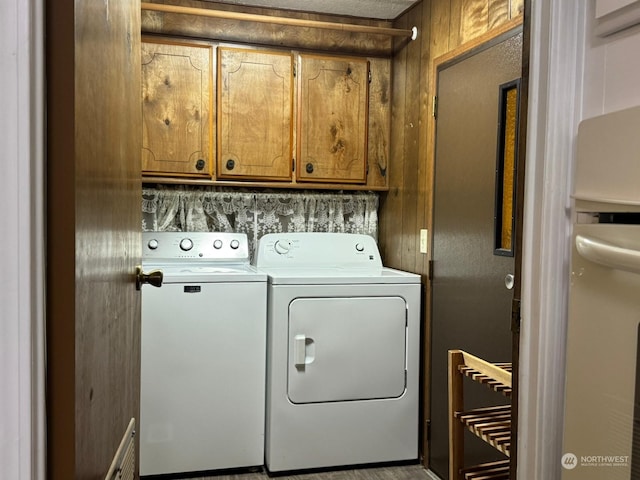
[{"xmin": 142, "ymin": 186, "xmax": 379, "ymax": 254}]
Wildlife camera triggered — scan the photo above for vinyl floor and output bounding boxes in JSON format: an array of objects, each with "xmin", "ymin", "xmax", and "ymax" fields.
[{"xmin": 184, "ymin": 463, "xmax": 432, "ymax": 480}]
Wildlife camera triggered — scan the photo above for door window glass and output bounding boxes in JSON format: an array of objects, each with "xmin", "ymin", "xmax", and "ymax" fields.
[{"xmin": 494, "ymin": 80, "xmax": 520, "ymax": 256}]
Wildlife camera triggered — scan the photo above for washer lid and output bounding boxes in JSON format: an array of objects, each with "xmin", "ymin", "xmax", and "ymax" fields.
[{"xmin": 143, "ymin": 263, "xmax": 267, "ymax": 283}]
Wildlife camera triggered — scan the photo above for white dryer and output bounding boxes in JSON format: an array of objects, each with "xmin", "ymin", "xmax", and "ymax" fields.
[{"xmin": 254, "ymin": 232, "xmax": 421, "ymax": 473}]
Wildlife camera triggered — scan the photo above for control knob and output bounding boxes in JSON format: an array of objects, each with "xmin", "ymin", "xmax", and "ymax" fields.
[
  {"xmin": 213, "ymin": 239, "xmax": 223, "ymax": 250},
  {"xmin": 230, "ymin": 239, "xmax": 240, "ymax": 250},
  {"xmin": 274, "ymin": 240, "xmax": 291, "ymax": 255},
  {"xmin": 179, "ymin": 238, "xmax": 193, "ymax": 251},
  {"xmin": 147, "ymin": 239, "xmax": 159, "ymax": 250},
  {"xmin": 355, "ymin": 243, "xmax": 365, "ymax": 252}
]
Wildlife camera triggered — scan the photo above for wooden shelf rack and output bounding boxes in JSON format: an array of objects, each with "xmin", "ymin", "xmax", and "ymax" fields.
[{"xmin": 449, "ymin": 350, "xmax": 512, "ymax": 480}]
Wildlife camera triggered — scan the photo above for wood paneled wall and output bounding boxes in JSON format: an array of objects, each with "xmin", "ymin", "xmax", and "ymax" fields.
[
  {"xmin": 380, "ymin": 0, "xmax": 523, "ymax": 271},
  {"xmin": 378, "ymin": 0, "xmax": 523, "ymax": 464},
  {"xmin": 142, "ymin": 0, "xmax": 395, "ymax": 56}
]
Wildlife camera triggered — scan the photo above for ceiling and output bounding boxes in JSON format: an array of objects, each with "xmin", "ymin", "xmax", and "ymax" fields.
[{"xmin": 206, "ymin": 0, "xmax": 421, "ymax": 20}]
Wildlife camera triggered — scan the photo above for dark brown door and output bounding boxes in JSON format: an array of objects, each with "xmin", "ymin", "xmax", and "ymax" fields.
[
  {"xmin": 429, "ymin": 31, "xmax": 522, "ymax": 479},
  {"xmin": 46, "ymin": 1, "xmax": 142, "ymax": 478}
]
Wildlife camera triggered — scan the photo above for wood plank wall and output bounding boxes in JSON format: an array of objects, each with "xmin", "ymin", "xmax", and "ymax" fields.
[
  {"xmin": 380, "ymin": 0, "xmax": 524, "ymax": 271},
  {"xmin": 142, "ymin": 0, "xmax": 395, "ymax": 56},
  {"xmin": 378, "ymin": 0, "xmax": 523, "ymax": 464}
]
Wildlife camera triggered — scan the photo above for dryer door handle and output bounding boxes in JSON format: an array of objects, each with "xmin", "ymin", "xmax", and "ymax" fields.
[{"xmin": 294, "ymin": 334, "xmax": 307, "ymax": 367}]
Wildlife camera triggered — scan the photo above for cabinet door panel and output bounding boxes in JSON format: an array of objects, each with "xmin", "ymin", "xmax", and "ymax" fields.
[
  {"xmin": 142, "ymin": 40, "xmax": 213, "ymax": 177},
  {"xmin": 297, "ymin": 54, "xmax": 369, "ymax": 183},
  {"xmin": 218, "ymin": 47, "xmax": 293, "ymax": 181}
]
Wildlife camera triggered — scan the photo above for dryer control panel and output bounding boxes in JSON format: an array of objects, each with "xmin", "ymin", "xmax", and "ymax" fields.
[{"xmin": 254, "ymin": 233, "xmax": 382, "ymax": 268}]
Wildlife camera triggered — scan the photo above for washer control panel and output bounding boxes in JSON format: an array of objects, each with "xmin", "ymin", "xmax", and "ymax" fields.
[
  {"xmin": 254, "ymin": 233, "xmax": 382, "ymax": 268},
  {"xmin": 143, "ymin": 232, "xmax": 249, "ymax": 262}
]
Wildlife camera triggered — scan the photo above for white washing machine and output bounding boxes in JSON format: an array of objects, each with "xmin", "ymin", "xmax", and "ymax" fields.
[
  {"xmin": 253, "ymin": 232, "xmax": 421, "ymax": 473},
  {"xmin": 140, "ymin": 232, "xmax": 267, "ymax": 477}
]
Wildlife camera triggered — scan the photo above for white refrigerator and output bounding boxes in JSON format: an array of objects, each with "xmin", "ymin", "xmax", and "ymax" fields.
[{"xmin": 562, "ymin": 106, "xmax": 640, "ymax": 479}]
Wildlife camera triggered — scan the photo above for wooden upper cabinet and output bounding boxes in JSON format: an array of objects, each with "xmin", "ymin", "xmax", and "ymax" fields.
[
  {"xmin": 141, "ymin": 39, "xmax": 213, "ymax": 177},
  {"xmin": 218, "ymin": 47, "xmax": 293, "ymax": 181},
  {"xmin": 297, "ymin": 54, "xmax": 369, "ymax": 184}
]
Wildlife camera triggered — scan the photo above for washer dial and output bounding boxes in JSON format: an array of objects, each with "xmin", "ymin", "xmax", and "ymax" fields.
[{"xmin": 179, "ymin": 238, "xmax": 193, "ymax": 251}]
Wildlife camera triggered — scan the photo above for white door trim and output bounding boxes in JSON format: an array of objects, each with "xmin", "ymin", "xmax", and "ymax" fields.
[
  {"xmin": 518, "ymin": 0, "xmax": 586, "ymax": 478},
  {"xmin": 0, "ymin": 0, "xmax": 46, "ymax": 479}
]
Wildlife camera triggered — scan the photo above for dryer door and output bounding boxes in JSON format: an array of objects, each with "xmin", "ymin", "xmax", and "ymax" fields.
[{"xmin": 287, "ymin": 296, "xmax": 407, "ymax": 404}]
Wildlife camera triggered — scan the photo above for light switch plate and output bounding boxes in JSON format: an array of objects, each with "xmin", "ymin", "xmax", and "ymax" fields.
[{"xmin": 419, "ymin": 229, "xmax": 428, "ymax": 254}]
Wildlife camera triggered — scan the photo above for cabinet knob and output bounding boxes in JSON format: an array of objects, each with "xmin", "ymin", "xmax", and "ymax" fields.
[
  {"xmin": 195, "ymin": 159, "xmax": 205, "ymax": 170},
  {"xmin": 306, "ymin": 162, "xmax": 314, "ymax": 174},
  {"xmin": 226, "ymin": 159, "xmax": 235, "ymax": 170}
]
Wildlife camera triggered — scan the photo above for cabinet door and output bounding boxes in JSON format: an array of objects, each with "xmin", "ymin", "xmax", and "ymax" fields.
[
  {"xmin": 297, "ymin": 54, "xmax": 369, "ymax": 183},
  {"xmin": 218, "ymin": 47, "xmax": 293, "ymax": 181},
  {"xmin": 141, "ymin": 40, "xmax": 213, "ymax": 177}
]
